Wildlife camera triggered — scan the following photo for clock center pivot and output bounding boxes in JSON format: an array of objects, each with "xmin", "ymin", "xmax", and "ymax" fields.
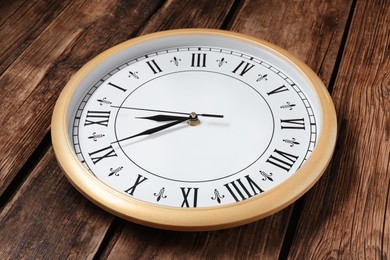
[{"xmin": 188, "ymin": 112, "xmax": 200, "ymax": 126}]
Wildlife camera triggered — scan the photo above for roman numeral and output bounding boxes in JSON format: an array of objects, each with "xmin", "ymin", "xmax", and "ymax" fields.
[
  {"xmin": 88, "ymin": 145, "xmax": 117, "ymax": 164},
  {"xmin": 108, "ymin": 82, "xmax": 127, "ymax": 92},
  {"xmin": 191, "ymin": 53, "xmax": 207, "ymax": 67},
  {"xmin": 224, "ymin": 175, "xmax": 264, "ymax": 202},
  {"xmin": 267, "ymin": 85, "xmax": 289, "ymax": 95},
  {"xmin": 232, "ymin": 61, "xmax": 255, "ymax": 76},
  {"xmin": 84, "ymin": 110, "xmax": 110, "ymax": 127},
  {"xmin": 266, "ymin": 149, "xmax": 299, "ymax": 171},
  {"xmin": 146, "ymin": 59, "xmax": 163, "ymax": 74},
  {"xmin": 124, "ymin": 174, "xmax": 148, "ymax": 196},
  {"xmin": 281, "ymin": 118, "xmax": 305, "ymax": 129},
  {"xmin": 180, "ymin": 187, "xmax": 199, "ymax": 208}
]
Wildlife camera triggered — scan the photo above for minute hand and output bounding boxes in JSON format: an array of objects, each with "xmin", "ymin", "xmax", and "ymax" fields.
[
  {"xmin": 111, "ymin": 106, "xmax": 223, "ymax": 118},
  {"xmin": 111, "ymin": 116, "xmax": 189, "ymax": 144}
]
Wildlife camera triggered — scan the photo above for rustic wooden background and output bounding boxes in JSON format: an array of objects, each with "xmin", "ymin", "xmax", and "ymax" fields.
[{"xmin": 0, "ymin": 0, "xmax": 388, "ymax": 259}]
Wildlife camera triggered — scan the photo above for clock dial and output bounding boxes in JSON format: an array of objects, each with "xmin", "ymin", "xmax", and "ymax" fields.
[
  {"xmin": 52, "ymin": 29, "xmax": 336, "ymax": 230},
  {"xmin": 73, "ymin": 47, "xmax": 315, "ymax": 208}
]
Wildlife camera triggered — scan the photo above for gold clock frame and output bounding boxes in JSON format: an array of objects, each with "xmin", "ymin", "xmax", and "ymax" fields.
[{"xmin": 51, "ymin": 29, "xmax": 337, "ymax": 231}]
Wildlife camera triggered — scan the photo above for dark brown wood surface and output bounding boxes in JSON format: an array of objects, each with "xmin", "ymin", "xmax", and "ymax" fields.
[{"xmin": 0, "ymin": 0, "xmax": 388, "ymax": 259}]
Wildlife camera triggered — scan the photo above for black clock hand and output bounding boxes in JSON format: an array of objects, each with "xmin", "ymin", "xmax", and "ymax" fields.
[
  {"xmin": 111, "ymin": 116, "xmax": 190, "ymax": 144},
  {"xmin": 111, "ymin": 105, "xmax": 224, "ymax": 118},
  {"xmin": 136, "ymin": 114, "xmax": 190, "ymax": 122}
]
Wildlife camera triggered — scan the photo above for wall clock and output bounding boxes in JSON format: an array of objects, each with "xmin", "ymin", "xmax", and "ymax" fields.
[{"xmin": 52, "ymin": 29, "xmax": 337, "ymax": 231}]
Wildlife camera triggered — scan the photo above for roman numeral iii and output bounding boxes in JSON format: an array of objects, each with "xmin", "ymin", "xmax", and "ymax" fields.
[{"xmin": 191, "ymin": 53, "xmax": 207, "ymax": 67}]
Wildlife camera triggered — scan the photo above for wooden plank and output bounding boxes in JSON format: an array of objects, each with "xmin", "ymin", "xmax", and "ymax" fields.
[
  {"xmin": 140, "ymin": 0, "xmax": 235, "ymax": 33},
  {"xmin": 0, "ymin": 148, "xmax": 114, "ymax": 258},
  {"xmin": 229, "ymin": 0, "xmax": 352, "ymax": 86},
  {"xmin": 0, "ymin": 0, "xmax": 72, "ymax": 74},
  {"xmin": 288, "ymin": 0, "xmax": 390, "ymax": 258},
  {"xmin": 104, "ymin": 0, "xmax": 353, "ymax": 259},
  {"xmin": 0, "ymin": 0, "xmax": 164, "ymax": 196},
  {"xmin": 105, "ymin": 210, "xmax": 291, "ymax": 259}
]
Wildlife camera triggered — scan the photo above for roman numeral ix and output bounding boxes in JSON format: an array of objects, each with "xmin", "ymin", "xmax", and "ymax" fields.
[
  {"xmin": 88, "ymin": 145, "xmax": 117, "ymax": 164},
  {"xmin": 84, "ymin": 110, "xmax": 110, "ymax": 127}
]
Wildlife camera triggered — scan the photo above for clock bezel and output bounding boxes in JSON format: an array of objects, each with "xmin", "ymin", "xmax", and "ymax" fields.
[{"xmin": 51, "ymin": 29, "xmax": 337, "ymax": 231}]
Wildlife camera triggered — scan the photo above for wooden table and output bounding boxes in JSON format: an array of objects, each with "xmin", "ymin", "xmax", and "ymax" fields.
[{"xmin": 1, "ymin": 0, "xmax": 388, "ymax": 258}]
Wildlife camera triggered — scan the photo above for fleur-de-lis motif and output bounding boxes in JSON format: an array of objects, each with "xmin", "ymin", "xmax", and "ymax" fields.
[
  {"xmin": 256, "ymin": 74, "xmax": 268, "ymax": 82},
  {"xmin": 128, "ymin": 71, "xmax": 139, "ymax": 79},
  {"xmin": 211, "ymin": 189, "xmax": 225, "ymax": 204},
  {"xmin": 97, "ymin": 97, "xmax": 112, "ymax": 106},
  {"xmin": 260, "ymin": 170, "xmax": 273, "ymax": 181},
  {"xmin": 170, "ymin": 56, "xmax": 181, "ymax": 66},
  {"xmin": 216, "ymin": 58, "xmax": 227, "ymax": 67},
  {"xmin": 154, "ymin": 187, "xmax": 167, "ymax": 202},
  {"xmin": 280, "ymin": 102, "xmax": 296, "ymax": 110},
  {"xmin": 283, "ymin": 137, "xmax": 300, "ymax": 147},
  {"xmin": 109, "ymin": 166, "xmax": 123, "ymax": 176},
  {"xmin": 88, "ymin": 132, "xmax": 105, "ymax": 141}
]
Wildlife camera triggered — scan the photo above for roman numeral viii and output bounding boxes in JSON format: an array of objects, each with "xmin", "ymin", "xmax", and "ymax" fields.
[
  {"xmin": 281, "ymin": 118, "xmax": 305, "ymax": 129},
  {"xmin": 224, "ymin": 175, "xmax": 264, "ymax": 202},
  {"xmin": 232, "ymin": 61, "xmax": 255, "ymax": 76},
  {"xmin": 88, "ymin": 145, "xmax": 117, "ymax": 164},
  {"xmin": 266, "ymin": 149, "xmax": 299, "ymax": 171},
  {"xmin": 84, "ymin": 110, "xmax": 110, "ymax": 127},
  {"xmin": 180, "ymin": 187, "xmax": 199, "ymax": 208}
]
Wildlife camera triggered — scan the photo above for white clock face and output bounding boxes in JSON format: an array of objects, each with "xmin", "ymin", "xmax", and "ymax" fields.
[{"xmin": 69, "ymin": 37, "xmax": 319, "ymax": 208}]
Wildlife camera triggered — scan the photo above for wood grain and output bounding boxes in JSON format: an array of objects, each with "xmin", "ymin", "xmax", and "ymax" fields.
[
  {"xmin": 0, "ymin": 0, "xmax": 164, "ymax": 196},
  {"xmin": 288, "ymin": 0, "xmax": 390, "ymax": 258},
  {"xmin": 104, "ymin": 0, "xmax": 353, "ymax": 259},
  {"xmin": 229, "ymin": 0, "xmax": 353, "ymax": 86},
  {"xmin": 0, "ymin": 0, "xmax": 72, "ymax": 74},
  {"xmin": 1, "ymin": 0, "xmax": 388, "ymax": 258},
  {"xmin": 0, "ymin": 148, "xmax": 114, "ymax": 259}
]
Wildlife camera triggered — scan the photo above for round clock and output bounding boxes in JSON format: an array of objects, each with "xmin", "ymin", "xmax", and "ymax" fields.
[{"xmin": 52, "ymin": 29, "xmax": 337, "ymax": 231}]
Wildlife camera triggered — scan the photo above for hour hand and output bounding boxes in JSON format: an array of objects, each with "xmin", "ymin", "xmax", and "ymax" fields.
[
  {"xmin": 136, "ymin": 114, "xmax": 189, "ymax": 122},
  {"xmin": 111, "ymin": 116, "xmax": 189, "ymax": 144}
]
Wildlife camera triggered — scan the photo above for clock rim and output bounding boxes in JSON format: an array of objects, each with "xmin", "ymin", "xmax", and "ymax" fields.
[{"xmin": 51, "ymin": 28, "xmax": 337, "ymax": 231}]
